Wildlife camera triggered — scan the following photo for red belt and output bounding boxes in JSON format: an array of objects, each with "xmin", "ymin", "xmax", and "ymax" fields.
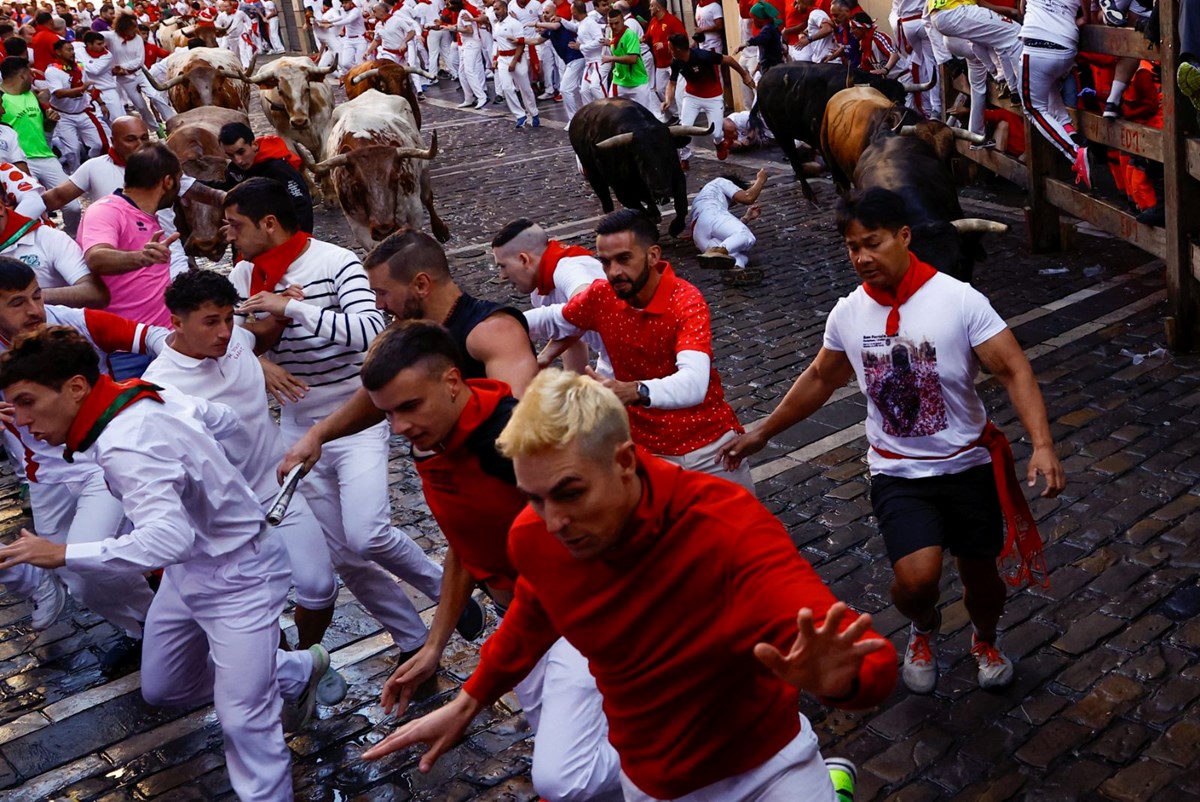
[
  {"xmin": 497, "ymin": 48, "xmax": 517, "ymax": 56},
  {"xmin": 383, "ymin": 46, "xmax": 406, "ymax": 55},
  {"xmin": 895, "ymin": 14, "xmax": 922, "ymax": 53},
  {"xmin": 871, "ymin": 421, "xmax": 1047, "ymax": 587}
]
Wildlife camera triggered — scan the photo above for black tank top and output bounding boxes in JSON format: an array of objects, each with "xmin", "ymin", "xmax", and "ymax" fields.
[{"xmin": 444, "ymin": 292, "xmax": 531, "ymax": 381}]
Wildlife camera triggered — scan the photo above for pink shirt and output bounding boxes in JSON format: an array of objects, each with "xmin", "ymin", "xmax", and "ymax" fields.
[{"xmin": 77, "ymin": 192, "xmax": 171, "ymax": 327}]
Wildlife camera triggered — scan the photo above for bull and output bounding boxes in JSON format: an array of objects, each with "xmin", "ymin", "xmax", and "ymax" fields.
[
  {"xmin": 832, "ymin": 92, "xmax": 1004, "ymax": 282},
  {"xmin": 343, "ymin": 60, "xmax": 433, "ymax": 129},
  {"xmin": 568, "ymin": 98, "xmax": 710, "ymax": 237},
  {"xmin": 245, "ymin": 57, "xmax": 336, "ymax": 160},
  {"xmin": 299, "ymin": 89, "xmax": 449, "ymax": 249},
  {"xmin": 155, "ymin": 18, "xmax": 188, "ymax": 53},
  {"xmin": 753, "ymin": 62, "xmax": 934, "ymax": 201},
  {"xmin": 165, "ymin": 110, "xmax": 252, "ymax": 261},
  {"xmin": 142, "ymin": 48, "xmax": 250, "ymax": 113}
]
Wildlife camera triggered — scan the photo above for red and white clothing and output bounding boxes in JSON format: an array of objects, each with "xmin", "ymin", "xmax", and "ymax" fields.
[
  {"xmin": 456, "ymin": 7, "xmax": 488, "ymax": 105},
  {"xmin": 330, "ymin": 3, "xmax": 368, "ymax": 75},
  {"xmin": 104, "ymin": 30, "xmax": 176, "ymax": 123},
  {"xmin": 463, "ymin": 451, "xmax": 897, "ymax": 800},
  {"xmin": 0, "ymin": 126, "xmax": 25, "ymax": 167},
  {"xmin": 688, "ymin": 178, "xmax": 756, "ymax": 269},
  {"xmin": 0, "ymin": 219, "xmax": 92, "ymax": 291},
  {"xmin": 264, "ymin": 0, "xmax": 285, "ymax": 51},
  {"xmin": 892, "ymin": 0, "xmax": 941, "ymax": 115},
  {"xmin": 792, "ymin": 6, "xmax": 835, "ymax": 62},
  {"xmin": 75, "ymin": 42, "xmax": 125, "ymax": 123},
  {"xmin": 823, "ymin": 261, "xmax": 1008, "ymax": 479},
  {"xmin": 493, "ymin": 15, "xmax": 539, "ymax": 121},
  {"xmin": 859, "ymin": 27, "xmax": 909, "ymax": 79},
  {"xmin": 376, "ymin": 6, "xmax": 416, "ymax": 63},
  {"xmin": 575, "ymin": 11, "xmax": 608, "ymax": 104},
  {"xmin": 521, "ymin": 243, "xmax": 612, "ymax": 376},
  {"xmin": 695, "ymin": 0, "xmax": 724, "ymax": 52},
  {"xmin": 44, "ymin": 60, "xmax": 110, "ymax": 173},
  {"xmin": 0, "ymin": 163, "xmax": 47, "ymax": 224},
  {"xmin": 221, "ymin": 7, "xmax": 258, "ymax": 69},
  {"xmin": 1019, "ymin": 0, "xmax": 1084, "ymax": 162}
]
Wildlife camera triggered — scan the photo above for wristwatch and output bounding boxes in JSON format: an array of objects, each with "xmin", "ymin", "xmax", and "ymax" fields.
[{"xmin": 635, "ymin": 382, "xmax": 651, "ymax": 407}]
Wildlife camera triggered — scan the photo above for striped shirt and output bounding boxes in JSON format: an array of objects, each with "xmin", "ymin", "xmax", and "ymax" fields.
[{"xmin": 230, "ymin": 238, "xmax": 385, "ymax": 420}]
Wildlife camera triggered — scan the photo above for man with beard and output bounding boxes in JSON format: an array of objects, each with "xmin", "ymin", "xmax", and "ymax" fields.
[{"xmin": 43, "ymin": 38, "xmax": 109, "ymax": 174}]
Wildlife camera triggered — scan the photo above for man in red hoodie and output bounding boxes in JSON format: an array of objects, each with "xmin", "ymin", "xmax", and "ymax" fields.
[
  {"xmin": 363, "ymin": 366, "xmax": 897, "ymax": 800},
  {"xmin": 218, "ymin": 121, "xmax": 314, "ymax": 233},
  {"xmin": 359, "ymin": 321, "xmax": 624, "ymax": 802},
  {"xmin": 29, "ymin": 10, "xmax": 60, "ymax": 73}
]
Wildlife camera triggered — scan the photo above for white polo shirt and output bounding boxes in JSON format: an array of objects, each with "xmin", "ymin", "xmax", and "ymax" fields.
[{"xmin": 2, "ymin": 225, "xmax": 92, "ymax": 290}]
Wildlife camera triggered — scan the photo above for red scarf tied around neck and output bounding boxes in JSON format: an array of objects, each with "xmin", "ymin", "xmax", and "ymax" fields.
[
  {"xmin": 64, "ymin": 375, "xmax": 164, "ymax": 462},
  {"xmin": 0, "ymin": 207, "xmax": 41, "ymax": 250},
  {"xmin": 536, "ymin": 240, "xmax": 593, "ymax": 295},
  {"xmin": 252, "ymin": 135, "xmax": 303, "ymax": 171},
  {"xmin": 250, "ymin": 231, "xmax": 311, "ymax": 295},
  {"xmin": 860, "ymin": 252, "xmax": 936, "ymax": 337}
]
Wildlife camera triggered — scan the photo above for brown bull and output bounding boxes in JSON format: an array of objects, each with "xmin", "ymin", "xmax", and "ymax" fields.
[
  {"xmin": 343, "ymin": 60, "xmax": 431, "ymax": 129},
  {"xmin": 143, "ymin": 47, "xmax": 249, "ymax": 114},
  {"xmin": 165, "ymin": 110, "xmax": 250, "ymax": 261}
]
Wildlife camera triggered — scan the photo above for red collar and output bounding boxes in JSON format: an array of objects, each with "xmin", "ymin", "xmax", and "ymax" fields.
[
  {"xmin": 252, "ymin": 135, "xmax": 302, "ymax": 170},
  {"xmin": 638, "ymin": 260, "xmax": 678, "ymax": 316},
  {"xmin": 0, "ymin": 208, "xmax": 40, "ymax": 248},
  {"xmin": 535, "ymin": 240, "xmax": 593, "ymax": 296},
  {"xmin": 108, "ymin": 147, "xmax": 126, "ymax": 167},
  {"xmin": 440, "ymin": 379, "xmax": 513, "ymax": 453},
  {"xmin": 860, "ymin": 252, "xmax": 937, "ymax": 337},
  {"xmin": 249, "ymin": 231, "xmax": 310, "ymax": 295},
  {"xmin": 64, "ymin": 375, "xmax": 164, "ymax": 461},
  {"xmin": 600, "ymin": 447, "xmax": 682, "ymax": 564}
]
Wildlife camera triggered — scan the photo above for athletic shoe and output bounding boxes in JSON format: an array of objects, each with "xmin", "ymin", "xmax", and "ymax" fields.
[
  {"xmin": 715, "ymin": 138, "xmax": 730, "ymax": 160},
  {"xmin": 970, "ymin": 633, "xmax": 1015, "ymax": 689},
  {"xmin": 315, "ymin": 661, "xmax": 349, "ymax": 706},
  {"xmin": 30, "ymin": 571, "xmax": 65, "ymax": 631},
  {"xmin": 826, "ymin": 757, "xmax": 857, "ymax": 802},
  {"xmin": 969, "ymin": 139, "xmax": 997, "ymax": 151},
  {"xmin": 417, "ymin": 92, "xmax": 426, "ymax": 101},
  {"xmin": 537, "ymin": 90, "xmax": 555, "ymax": 100},
  {"xmin": 515, "ymin": 117, "xmax": 526, "ymax": 129},
  {"xmin": 698, "ymin": 247, "xmax": 736, "ymax": 270},
  {"xmin": 1179, "ymin": 62, "xmax": 1200, "ymax": 113},
  {"xmin": 284, "ymin": 645, "xmax": 344, "ymax": 732},
  {"xmin": 553, "ymin": 93, "xmax": 563, "ymax": 102},
  {"xmin": 1072, "ymin": 145, "xmax": 1092, "ymax": 190},
  {"xmin": 1103, "ymin": 101, "xmax": 1122, "ymax": 119},
  {"xmin": 1097, "ymin": 0, "xmax": 1127, "ymax": 26},
  {"xmin": 474, "ymin": 100, "xmax": 488, "ymax": 110},
  {"xmin": 455, "ymin": 595, "xmax": 487, "ymax": 642},
  {"xmin": 99, "ymin": 635, "xmax": 142, "ymax": 676},
  {"xmin": 457, "ymin": 100, "xmax": 475, "ymax": 108},
  {"xmin": 493, "ymin": 95, "xmax": 505, "ymax": 105},
  {"xmin": 901, "ymin": 610, "xmax": 940, "ymax": 695},
  {"xmin": 531, "ymin": 115, "xmax": 540, "ymax": 128}
]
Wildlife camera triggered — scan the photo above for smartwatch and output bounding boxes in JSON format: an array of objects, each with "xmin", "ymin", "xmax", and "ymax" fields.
[{"xmin": 635, "ymin": 382, "xmax": 651, "ymax": 406}]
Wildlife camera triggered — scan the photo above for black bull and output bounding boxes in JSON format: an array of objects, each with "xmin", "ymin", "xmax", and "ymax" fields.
[
  {"xmin": 753, "ymin": 63, "xmax": 932, "ymax": 202},
  {"xmin": 569, "ymin": 99, "xmax": 711, "ymax": 237}
]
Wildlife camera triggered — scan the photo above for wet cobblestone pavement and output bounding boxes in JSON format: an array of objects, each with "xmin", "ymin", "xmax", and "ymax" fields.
[{"xmin": 1, "ymin": 71, "xmax": 1199, "ymax": 801}]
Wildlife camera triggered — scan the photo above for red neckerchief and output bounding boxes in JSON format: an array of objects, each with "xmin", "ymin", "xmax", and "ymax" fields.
[
  {"xmin": 249, "ymin": 231, "xmax": 310, "ymax": 295},
  {"xmin": 54, "ymin": 57, "xmax": 84, "ymax": 86},
  {"xmin": 252, "ymin": 135, "xmax": 302, "ymax": 171},
  {"xmin": 0, "ymin": 208, "xmax": 41, "ymax": 249},
  {"xmin": 536, "ymin": 240, "xmax": 593, "ymax": 295},
  {"xmin": 63, "ymin": 375, "xmax": 165, "ymax": 462},
  {"xmin": 108, "ymin": 147, "xmax": 126, "ymax": 167},
  {"xmin": 860, "ymin": 252, "xmax": 937, "ymax": 337}
]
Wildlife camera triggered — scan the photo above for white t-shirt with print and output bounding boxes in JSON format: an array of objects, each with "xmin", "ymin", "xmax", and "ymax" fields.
[{"xmin": 695, "ymin": 0, "xmax": 724, "ymax": 52}]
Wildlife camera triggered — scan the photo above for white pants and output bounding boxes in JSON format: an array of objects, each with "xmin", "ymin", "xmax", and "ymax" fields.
[
  {"xmin": 930, "ymin": 5, "xmax": 1022, "ymax": 99},
  {"xmin": 1020, "ymin": 45, "xmax": 1079, "ymax": 162},
  {"xmin": 407, "ymin": 39, "xmax": 430, "ymax": 91},
  {"xmin": 497, "ymin": 55, "xmax": 538, "ymax": 121},
  {"xmin": 650, "ymin": 65, "xmax": 677, "ymax": 116},
  {"xmin": 51, "ymin": 109, "xmax": 109, "ymax": 173},
  {"xmin": 677, "ymin": 93, "xmax": 724, "ymax": 161},
  {"xmin": 27, "ymin": 156, "xmax": 80, "ymax": 235},
  {"xmin": 117, "ymin": 73, "xmax": 174, "ymax": 125},
  {"xmin": 658, "ymin": 430, "xmax": 755, "ymax": 495},
  {"xmin": 693, "ymin": 209, "xmax": 755, "ymax": 268},
  {"xmin": 316, "ymin": 36, "xmax": 339, "ymax": 70},
  {"xmin": 560, "ymin": 58, "xmax": 585, "ymax": 123},
  {"xmin": 580, "ymin": 61, "xmax": 608, "ymax": 105},
  {"xmin": 268, "ymin": 16, "xmax": 284, "ymax": 51},
  {"xmin": 427, "ymin": 28, "xmax": 459, "ymax": 78},
  {"xmin": 141, "ymin": 534, "xmax": 312, "ymax": 802},
  {"xmin": 273, "ymin": 490, "xmax": 339, "ymax": 609},
  {"xmin": 282, "ymin": 418, "xmax": 440, "ymax": 651},
  {"xmin": 614, "ymin": 81, "xmax": 660, "ymax": 120},
  {"xmin": 945, "ymin": 35, "xmax": 989, "ymax": 136},
  {"xmin": 538, "ymin": 40, "xmax": 559, "ymax": 91},
  {"xmin": 95, "ymin": 88, "xmax": 125, "ymax": 123},
  {"xmin": 339, "ymin": 36, "xmax": 368, "ymax": 77},
  {"xmin": 896, "ymin": 15, "xmax": 942, "ymax": 117},
  {"xmin": 513, "ymin": 638, "xmax": 624, "ymax": 802},
  {"xmin": 620, "ymin": 716, "xmax": 831, "ymax": 802},
  {"xmin": 459, "ymin": 44, "xmax": 488, "ymax": 104},
  {"xmin": 27, "ymin": 473, "xmax": 154, "ymax": 637}
]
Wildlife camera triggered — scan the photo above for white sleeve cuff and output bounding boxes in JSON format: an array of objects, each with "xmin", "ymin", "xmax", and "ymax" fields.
[{"xmin": 640, "ymin": 350, "xmax": 711, "ymax": 409}]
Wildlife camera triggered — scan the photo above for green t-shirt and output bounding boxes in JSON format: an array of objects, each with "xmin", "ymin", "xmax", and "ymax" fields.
[
  {"xmin": 612, "ymin": 28, "xmax": 648, "ymax": 88},
  {"xmin": 0, "ymin": 91, "xmax": 53, "ymax": 160}
]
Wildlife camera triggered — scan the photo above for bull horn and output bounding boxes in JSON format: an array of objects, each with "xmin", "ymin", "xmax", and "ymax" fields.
[
  {"xmin": 350, "ymin": 68, "xmax": 380, "ymax": 86},
  {"xmin": 215, "ymin": 66, "xmax": 248, "ymax": 81},
  {"xmin": 311, "ymin": 152, "xmax": 352, "ymax": 175},
  {"xmin": 246, "ymin": 52, "xmax": 258, "ymax": 75},
  {"xmin": 667, "ymin": 123, "xmax": 714, "ymax": 138},
  {"xmin": 401, "ymin": 64, "xmax": 437, "ymax": 80},
  {"xmin": 950, "ymin": 127, "xmax": 987, "ymax": 145},
  {"xmin": 898, "ymin": 125, "xmax": 918, "ymax": 136},
  {"xmin": 245, "ymin": 68, "xmax": 272, "ymax": 84},
  {"xmin": 595, "ymin": 132, "xmax": 636, "ymax": 150},
  {"xmin": 393, "ymin": 130, "xmax": 438, "ymax": 161},
  {"xmin": 900, "ymin": 73, "xmax": 937, "ymax": 93},
  {"xmin": 294, "ymin": 142, "xmax": 320, "ymax": 172},
  {"xmin": 951, "ymin": 218, "xmax": 1008, "ymax": 234},
  {"xmin": 141, "ymin": 66, "xmax": 184, "ymax": 91},
  {"xmin": 305, "ymin": 63, "xmax": 337, "ymax": 80}
]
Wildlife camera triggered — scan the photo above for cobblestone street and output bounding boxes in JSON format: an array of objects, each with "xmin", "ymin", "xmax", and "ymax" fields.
[{"xmin": 1, "ymin": 73, "xmax": 1199, "ymax": 801}]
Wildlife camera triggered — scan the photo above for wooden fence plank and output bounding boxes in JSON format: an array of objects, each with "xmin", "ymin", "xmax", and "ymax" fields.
[
  {"xmin": 954, "ymin": 139, "xmax": 1029, "ymax": 189},
  {"xmin": 1043, "ymin": 178, "xmax": 1167, "ymax": 259},
  {"xmin": 1078, "ymin": 24, "xmax": 1159, "ymax": 61},
  {"xmin": 1072, "ymin": 111, "xmax": 1163, "ymax": 162}
]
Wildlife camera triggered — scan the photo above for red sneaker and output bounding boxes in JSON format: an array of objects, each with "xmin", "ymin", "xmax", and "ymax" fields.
[
  {"xmin": 680, "ymin": 158, "xmax": 689, "ymax": 172},
  {"xmin": 1072, "ymin": 145, "xmax": 1092, "ymax": 190},
  {"xmin": 716, "ymin": 139, "xmax": 730, "ymax": 160}
]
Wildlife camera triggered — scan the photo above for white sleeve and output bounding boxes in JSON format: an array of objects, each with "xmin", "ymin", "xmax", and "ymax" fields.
[
  {"xmin": 69, "ymin": 160, "xmax": 94, "ymax": 195},
  {"xmin": 554, "ymin": 260, "xmax": 602, "ymax": 298},
  {"xmin": 522, "ymin": 303, "xmax": 582, "ymax": 340},
  {"xmin": 13, "ymin": 187, "xmax": 47, "ymax": 219},
  {"xmin": 962, "ymin": 284, "xmax": 1008, "ymax": 347},
  {"xmin": 43, "ymin": 228, "xmax": 92, "ymax": 287},
  {"xmin": 640, "ymin": 350, "xmax": 711, "ymax": 409},
  {"xmin": 822, "ymin": 296, "xmax": 848, "ymax": 353},
  {"xmin": 1, "ymin": 129, "xmax": 26, "ymax": 165}
]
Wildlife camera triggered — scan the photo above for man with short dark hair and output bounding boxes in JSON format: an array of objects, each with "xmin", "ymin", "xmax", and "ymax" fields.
[
  {"xmin": 491, "ymin": 0, "xmax": 539, "ymax": 127},
  {"xmin": 29, "ymin": 9, "xmax": 57, "ymax": 71},
  {"xmin": 721, "ymin": 186, "xmax": 1065, "ymax": 695},
  {"xmin": 663, "ymin": 32, "xmax": 754, "ymax": 165},
  {"xmin": 0, "ymin": 325, "xmax": 347, "ymax": 801},
  {"xmin": 45, "ymin": 37, "xmax": 109, "ymax": 174},
  {"xmin": 104, "ymin": 11, "xmax": 174, "ymax": 132},
  {"xmin": 78, "ymin": 29, "xmax": 124, "ymax": 122},
  {"xmin": 604, "ymin": 6, "xmax": 654, "ymax": 114},
  {"xmin": 217, "ymin": 121, "xmax": 313, "ymax": 233},
  {"xmin": 92, "ymin": 3, "xmax": 116, "ymax": 31}
]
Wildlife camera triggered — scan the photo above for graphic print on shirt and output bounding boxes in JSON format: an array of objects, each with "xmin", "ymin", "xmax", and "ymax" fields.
[{"xmin": 861, "ymin": 334, "xmax": 947, "ymax": 438}]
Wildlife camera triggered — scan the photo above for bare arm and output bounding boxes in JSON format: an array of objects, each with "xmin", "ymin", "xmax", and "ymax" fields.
[
  {"xmin": 41, "ymin": 275, "xmax": 110, "ymax": 309},
  {"xmin": 721, "ymin": 53, "xmax": 755, "ymax": 87},
  {"xmin": 83, "ymin": 233, "xmax": 179, "ymax": 276},
  {"xmin": 466, "ymin": 314, "xmax": 539, "ymax": 397},
  {"xmin": 732, "ymin": 168, "xmax": 768, "ymax": 205},
  {"xmin": 41, "ymin": 180, "xmax": 85, "ymax": 212}
]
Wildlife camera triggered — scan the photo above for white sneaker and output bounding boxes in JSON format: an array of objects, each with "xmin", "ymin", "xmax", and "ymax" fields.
[
  {"xmin": 31, "ymin": 571, "xmax": 65, "ymax": 631},
  {"xmin": 283, "ymin": 644, "xmax": 345, "ymax": 733},
  {"xmin": 970, "ymin": 633, "xmax": 1015, "ymax": 689},
  {"xmin": 901, "ymin": 612, "xmax": 939, "ymax": 695}
]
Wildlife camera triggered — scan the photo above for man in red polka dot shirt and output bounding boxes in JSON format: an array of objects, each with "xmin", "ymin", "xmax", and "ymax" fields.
[{"xmin": 536, "ymin": 209, "xmax": 753, "ymax": 492}]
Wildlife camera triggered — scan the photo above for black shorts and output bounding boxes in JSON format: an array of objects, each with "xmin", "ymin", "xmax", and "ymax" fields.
[{"xmin": 870, "ymin": 463, "xmax": 1004, "ymax": 564}]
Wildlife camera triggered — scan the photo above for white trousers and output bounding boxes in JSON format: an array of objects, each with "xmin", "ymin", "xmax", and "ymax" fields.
[
  {"xmin": 693, "ymin": 209, "xmax": 756, "ymax": 269},
  {"xmin": 945, "ymin": 35, "xmax": 989, "ymax": 136},
  {"xmin": 513, "ymin": 638, "xmax": 624, "ymax": 802},
  {"xmin": 649, "ymin": 65, "xmax": 677, "ymax": 115},
  {"xmin": 580, "ymin": 61, "xmax": 608, "ymax": 105},
  {"xmin": 117, "ymin": 73, "xmax": 175, "ymax": 125},
  {"xmin": 272, "ymin": 490, "xmax": 339, "ymax": 609},
  {"xmin": 497, "ymin": 56, "xmax": 539, "ymax": 120},
  {"xmin": 897, "ymin": 15, "xmax": 942, "ymax": 117},
  {"xmin": 1020, "ymin": 45, "xmax": 1079, "ymax": 162},
  {"xmin": 426, "ymin": 29, "xmax": 459, "ymax": 78},
  {"xmin": 407, "ymin": 39, "xmax": 430, "ymax": 91},
  {"xmin": 268, "ymin": 16, "xmax": 285, "ymax": 50},
  {"xmin": 677, "ymin": 93, "xmax": 724, "ymax": 160},
  {"xmin": 141, "ymin": 534, "xmax": 312, "ymax": 802},
  {"xmin": 930, "ymin": 5, "xmax": 1022, "ymax": 99},
  {"xmin": 560, "ymin": 58, "xmax": 585, "ymax": 123},
  {"xmin": 459, "ymin": 45, "xmax": 488, "ymax": 104},
  {"xmin": 282, "ymin": 418, "xmax": 441, "ymax": 651},
  {"xmin": 316, "ymin": 37, "xmax": 339, "ymax": 70},
  {"xmin": 27, "ymin": 156, "xmax": 80, "ymax": 235},
  {"xmin": 538, "ymin": 40, "xmax": 559, "ymax": 90},
  {"xmin": 95, "ymin": 88, "xmax": 125, "ymax": 123},
  {"xmin": 614, "ymin": 81, "xmax": 660, "ymax": 120},
  {"xmin": 339, "ymin": 36, "xmax": 368, "ymax": 77},
  {"xmin": 51, "ymin": 109, "xmax": 108, "ymax": 173},
  {"xmin": 658, "ymin": 430, "xmax": 755, "ymax": 495},
  {"xmin": 26, "ymin": 473, "xmax": 154, "ymax": 637},
  {"xmin": 619, "ymin": 716, "xmax": 831, "ymax": 802}
]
